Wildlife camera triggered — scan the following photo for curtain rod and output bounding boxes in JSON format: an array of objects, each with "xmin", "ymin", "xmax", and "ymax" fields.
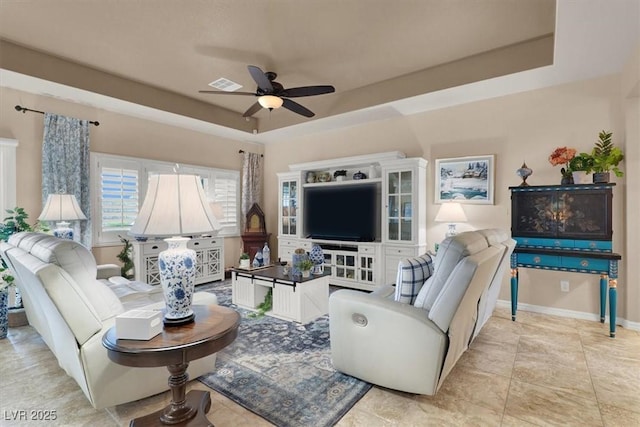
[
  {"xmin": 15, "ymin": 105, "xmax": 100, "ymax": 126},
  {"xmin": 238, "ymin": 150, "xmax": 263, "ymax": 157}
]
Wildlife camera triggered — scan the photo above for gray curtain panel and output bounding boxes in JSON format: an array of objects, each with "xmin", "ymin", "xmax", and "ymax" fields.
[
  {"xmin": 241, "ymin": 152, "xmax": 263, "ymax": 231},
  {"xmin": 42, "ymin": 113, "xmax": 91, "ymax": 247}
]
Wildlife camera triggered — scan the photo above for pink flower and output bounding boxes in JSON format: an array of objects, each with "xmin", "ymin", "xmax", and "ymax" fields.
[{"xmin": 549, "ymin": 147, "xmax": 576, "ymax": 166}]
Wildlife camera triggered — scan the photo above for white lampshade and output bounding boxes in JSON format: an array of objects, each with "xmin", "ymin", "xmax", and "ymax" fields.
[
  {"xmin": 38, "ymin": 194, "xmax": 87, "ymax": 221},
  {"xmin": 435, "ymin": 202, "xmax": 467, "ymax": 237},
  {"xmin": 435, "ymin": 202, "xmax": 467, "ymax": 223},
  {"xmin": 258, "ymin": 95, "xmax": 283, "ymax": 110},
  {"xmin": 130, "ymin": 174, "xmax": 220, "ymax": 237}
]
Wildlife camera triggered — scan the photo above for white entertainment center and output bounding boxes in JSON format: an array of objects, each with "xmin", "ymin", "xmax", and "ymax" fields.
[{"xmin": 277, "ymin": 151, "xmax": 428, "ymax": 291}]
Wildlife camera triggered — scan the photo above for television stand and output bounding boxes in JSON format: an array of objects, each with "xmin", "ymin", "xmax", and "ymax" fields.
[{"xmin": 277, "ymin": 151, "xmax": 428, "ymax": 290}]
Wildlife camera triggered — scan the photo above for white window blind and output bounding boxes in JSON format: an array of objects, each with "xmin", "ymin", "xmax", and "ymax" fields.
[
  {"xmin": 92, "ymin": 153, "xmax": 240, "ymax": 245},
  {"xmin": 212, "ymin": 173, "xmax": 239, "ymax": 234},
  {"xmin": 100, "ymin": 167, "xmax": 139, "ymax": 232}
]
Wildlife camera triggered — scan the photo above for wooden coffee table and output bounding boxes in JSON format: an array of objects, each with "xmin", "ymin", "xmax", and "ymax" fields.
[
  {"xmin": 102, "ymin": 304, "xmax": 240, "ymax": 426},
  {"xmin": 232, "ymin": 265, "xmax": 330, "ymax": 323}
]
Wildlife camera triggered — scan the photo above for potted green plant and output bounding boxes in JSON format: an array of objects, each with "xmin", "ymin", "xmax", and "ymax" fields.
[
  {"xmin": 239, "ymin": 252, "xmax": 251, "ymax": 269},
  {"xmin": 569, "ymin": 153, "xmax": 594, "ymax": 184},
  {"xmin": 296, "ymin": 259, "xmax": 314, "ymax": 278},
  {"xmin": 589, "ymin": 130, "xmax": 624, "ymax": 183},
  {"xmin": 117, "ymin": 235, "xmax": 135, "ymax": 279},
  {"xmin": 0, "ymin": 207, "xmax": 48, "ymax": 314}
]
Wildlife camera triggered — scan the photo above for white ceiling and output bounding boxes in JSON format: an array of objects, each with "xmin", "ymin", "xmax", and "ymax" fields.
[{"xmin": 0, "ymin": 0, "xmax": 638, "ymax": 144}]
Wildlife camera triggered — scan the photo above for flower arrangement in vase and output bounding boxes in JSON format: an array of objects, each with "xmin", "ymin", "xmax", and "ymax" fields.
[{"xmin": 548, "ymin": 146, "xmax": 576, "ymax": 185}]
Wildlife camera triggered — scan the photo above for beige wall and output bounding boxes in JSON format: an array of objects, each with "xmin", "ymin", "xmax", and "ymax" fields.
[
  {"xmin": 1, "ymin": 66, "xmax": 637, "ymax": 325},
  {"xmin": 0, "ymin": 86, "xmax": 265, "ymax": 270},
  {"xmin": 264, "ymin": 73, "xmax": 638, "ymax": 324}
]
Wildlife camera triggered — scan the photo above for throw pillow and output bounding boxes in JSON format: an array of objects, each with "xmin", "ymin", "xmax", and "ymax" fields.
[{"xmin": 394, "ymin": 254, "xmax": 434, "ymax": 304}]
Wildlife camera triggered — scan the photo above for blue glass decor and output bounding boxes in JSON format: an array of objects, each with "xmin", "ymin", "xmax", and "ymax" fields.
[
  {"xmin": 158, "ymin": 237, "xmax": 196, "ymax": 325},
  {"xmin": 309, "ymin": 244, "xmax": 324, "ymax": 274},
  {"xmin": 516, "ymin": 162, "xmax": 533, "ymax": 187},
  {"xmin": 291, "ymin": 250, "xmax": 308, "ymax": 276},
  {"xmin": 262, "ymin": 243, "xmax": 271, "ymax": 266},
  {"xmin": 253, "ymin": 249, "xmax": 263, "ymax": 268}
]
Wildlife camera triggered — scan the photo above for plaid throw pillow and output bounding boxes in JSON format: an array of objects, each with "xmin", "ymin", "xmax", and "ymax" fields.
[{"xmin": 394, "ymin": 254, "xmax": 434, "ymax": 304}]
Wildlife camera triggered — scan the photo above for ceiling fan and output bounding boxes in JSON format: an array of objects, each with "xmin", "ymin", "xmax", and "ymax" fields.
[{"xmin": 199, "ymin": 65, "xmax": 335, "ymax": 118}]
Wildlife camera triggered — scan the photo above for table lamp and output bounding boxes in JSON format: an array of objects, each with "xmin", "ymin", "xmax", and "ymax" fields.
[
  {"xmin": 38, "ymin": 194, "xmax": 87, "ymax": 240},
  {"xmin": 435, "ymin": 202, "xmax": 467, "ymax": 237},
  {"xmin": 129, "ymin": 174, "xmax": 220, "ymax": 326}
]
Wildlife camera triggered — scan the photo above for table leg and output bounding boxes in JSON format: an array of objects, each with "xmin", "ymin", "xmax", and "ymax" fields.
[
  {"xmin": 510, "ymin": 268, "xmax": 518, "ymax": 321},
  {"xmin": 128, "ymin": 362, "xmax": 214, "ymax": 426},
  {"xmin": 599, "ymin": 274, "xmax": 607, "ymax": 323},
  {"xmin": 609, "ymin": 279, "xmax": 617, "ymax": 338}
]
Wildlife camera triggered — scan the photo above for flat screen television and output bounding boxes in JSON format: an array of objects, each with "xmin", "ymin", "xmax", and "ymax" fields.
[{"xmin": 303, "ymin": 183, "xmax": 380, "ymax": 242}]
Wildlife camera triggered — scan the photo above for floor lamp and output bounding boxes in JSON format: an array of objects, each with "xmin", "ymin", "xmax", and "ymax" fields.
[
  {"xmin": 129, "ymin": 174, "xmax": 220, "ymax": 326},
  {"xmin": 38, "ymin": 194, "xmax": 87, "ymax": 240}
]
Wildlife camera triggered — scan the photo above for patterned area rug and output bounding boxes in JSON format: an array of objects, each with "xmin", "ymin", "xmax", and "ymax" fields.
[{"xmin": 197, "ymin": 280, "xmax": 372, "ymax": 427}]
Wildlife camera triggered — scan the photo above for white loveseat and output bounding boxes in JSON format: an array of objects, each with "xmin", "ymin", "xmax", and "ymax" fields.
[
  {"xmin": 329, "ymin": 229, "xmax": 515, "ymax": 395},
  {"xmin": 0, "ymin": 232, "xmax": 219, "ymax": 409}
]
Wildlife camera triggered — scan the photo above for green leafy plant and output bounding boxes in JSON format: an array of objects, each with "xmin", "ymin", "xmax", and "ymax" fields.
[
  {"xmin": 0, "ymin": 265, "xmax": 14, "ymax": 292},
  {"xmin": 239, "ymin": 252, "xmax": 250, "ymax": 260},
  {"xmin": 0, "ymin": 207, "xmax": 48, "ymax": 308},
  {"xmin": 569, "ymin": 153, "xmax": 594, "ymax": 172},
  {"xmin": 296, "ymin": 259, "xmax": 314, "ymax": 272},
  {"xmin": 0, "ymin": 207, "xmax": 48, "ymax": 241},
  {"xmin": 590, "ymin": 130, "xmax": 624, "ymax": 177},
  {"xmin": 248, "ymin": 289, "xmax": 272, "ymax": 318},
  {"xmin": 116, "ymin": 235, "xmax": 134, "ymax": 279}
]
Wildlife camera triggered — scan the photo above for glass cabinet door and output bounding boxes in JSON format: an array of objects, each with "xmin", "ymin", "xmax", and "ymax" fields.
[
  {"xmin": 387, "ymin": 170, "xmax": 413, "ymax": 242},
  {"xmin": 280, "ymin": 180, "xmax": 298, "ymax": 236},
  {"xmin": 335, "ymin": 253, "xmax": 356, "ymax": 280}
]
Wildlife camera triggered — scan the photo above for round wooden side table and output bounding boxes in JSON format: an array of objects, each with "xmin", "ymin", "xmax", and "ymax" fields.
[{"xmin": 102, "ymin": 304, "xmax": 240, "ymax": 426}]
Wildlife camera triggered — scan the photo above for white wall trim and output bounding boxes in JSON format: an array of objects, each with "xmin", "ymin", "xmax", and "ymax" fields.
[
  {"xmin": 0, "ymin": 138, "xmax": 19, "ymax": 216},
  {"xmin": 496, "ymin": 299, "xmax": 640, "ymax": 332}
]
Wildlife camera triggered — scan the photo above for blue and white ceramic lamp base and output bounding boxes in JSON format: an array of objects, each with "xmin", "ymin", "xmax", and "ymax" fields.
[
  {"xmin": 159, "ymin": 237, "xmax": 196, "ymax": 326},
  {"xmin": 53, "ymin": 221, "xmax": 74, "ymax": 240}
]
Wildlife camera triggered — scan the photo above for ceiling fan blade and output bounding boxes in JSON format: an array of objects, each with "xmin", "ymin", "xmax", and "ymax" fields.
[
  {"xmin": 248, "ymin": 65, "xmax": 273, "ymax": 93},
  {"xmin": 282, "ymin": 98, "xmax": 315, "ymax": 117},
  {"xmin": 242, "ymin": 101, "xmax": 263, "ymax": 118},
  {"xmin": 282, "ymin": 85, "xmax": 335, "ymax": 98},
  {"xmin": 198, "ymin": 90, "xmax": 257, "ymax": 96}
]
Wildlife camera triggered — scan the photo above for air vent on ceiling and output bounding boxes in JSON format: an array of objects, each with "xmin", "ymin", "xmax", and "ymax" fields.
[{"xmin": 208, "ymin": 78, "xmax": 242, "ymax": 92}]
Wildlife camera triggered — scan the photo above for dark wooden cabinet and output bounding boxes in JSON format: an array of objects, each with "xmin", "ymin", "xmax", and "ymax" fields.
[
  {"xmin": 509, "ymin": 183, "xmax": 621, "ymax": 337},
  {"xmin": 511, "ymin": 186, "xmax": 612, "ymax": 240}
]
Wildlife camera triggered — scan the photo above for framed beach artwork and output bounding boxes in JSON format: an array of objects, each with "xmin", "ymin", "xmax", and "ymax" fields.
[{"xmin": 435, "ymin": 155, "xmax": 495, "ymax": 204}]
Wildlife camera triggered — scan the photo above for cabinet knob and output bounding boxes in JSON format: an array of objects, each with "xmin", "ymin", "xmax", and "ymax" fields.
[
  {"xmin": 533, "ymin": 256, "xmax": 541, "ymax": 264},
  {"xmin": 152, "ymin": 245, "xmax": 159, "ymax": 250},
  {"xmin": 193, "ymin": 241, "xmax": 200, "ymax": 246},
  {"xmin": 581, "ymin": 260, "xmax": 589, "ymax": 267}
]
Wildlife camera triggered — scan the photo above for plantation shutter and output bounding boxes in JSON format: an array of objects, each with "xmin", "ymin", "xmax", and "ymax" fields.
[
  {"xmin": 213, "ymin": 172, "xmax": 239, "ymax": 236},
  {"xmin": 99, "ymin": 165, "xmax": 139, "ymax": 236}
]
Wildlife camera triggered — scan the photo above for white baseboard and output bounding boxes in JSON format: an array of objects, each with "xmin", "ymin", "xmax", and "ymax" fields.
[{"xmin": 495, "ymin": 299, "xmax": 640, "ymax": 332}]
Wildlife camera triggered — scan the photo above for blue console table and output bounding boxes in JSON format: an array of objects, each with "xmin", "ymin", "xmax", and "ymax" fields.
[{"xmin": 509, "ymin": 183, "xmax": 621, "ymax": 337}]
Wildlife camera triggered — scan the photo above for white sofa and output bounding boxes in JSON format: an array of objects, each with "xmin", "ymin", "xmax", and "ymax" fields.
[
  {"xmin": 0, "ymin": 232, "xmax": 219, "ymax": 409},
  {"xmin": 329, "ymin": 229, "xmax": 515, "ymax": 395}
]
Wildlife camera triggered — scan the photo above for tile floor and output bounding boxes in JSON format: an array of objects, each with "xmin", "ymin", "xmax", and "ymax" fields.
[{"xmin": 1, "ymin": 306, "xmax": 638, "ymax": 426}]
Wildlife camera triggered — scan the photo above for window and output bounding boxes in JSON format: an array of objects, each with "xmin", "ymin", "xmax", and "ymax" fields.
[
  {"xmin": 92, "ymin": 153, "xmax": 240, "ymax": 246},
  {"xmin": 100, "ymin": 167, "xmax": 139, "ymax": 232}
]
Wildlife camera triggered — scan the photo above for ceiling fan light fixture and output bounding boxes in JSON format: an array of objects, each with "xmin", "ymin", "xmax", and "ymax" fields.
[{"xmin": 258, "ymin": 95, "xmax": 283, "ymax": 110}]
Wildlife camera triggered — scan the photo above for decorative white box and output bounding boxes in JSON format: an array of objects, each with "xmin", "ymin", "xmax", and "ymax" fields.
[{"xmin": 115, "ymin": 309, "xmax": 163, "ymax": 340}]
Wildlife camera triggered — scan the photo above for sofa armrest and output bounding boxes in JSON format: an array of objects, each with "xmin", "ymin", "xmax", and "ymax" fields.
[
  {"xmin": 97, "ymin": 264, "xmax": 121, "ymax": 280},
  {"xmin": 370, "ymin": 284, "xmax": 395, "ymax": 299},
  {"xmin": 329, "ymin": 289, "xmax": 447, "ymax": 395}
]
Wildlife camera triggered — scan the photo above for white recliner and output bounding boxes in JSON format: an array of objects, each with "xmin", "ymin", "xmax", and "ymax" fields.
[
  {"xmin": 329, "ymin": 229, "xmax": 514, "ymax": 395},
  {"xmin": 1, "ymin": 232, "xmax": 220, "ymax": 409}
]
